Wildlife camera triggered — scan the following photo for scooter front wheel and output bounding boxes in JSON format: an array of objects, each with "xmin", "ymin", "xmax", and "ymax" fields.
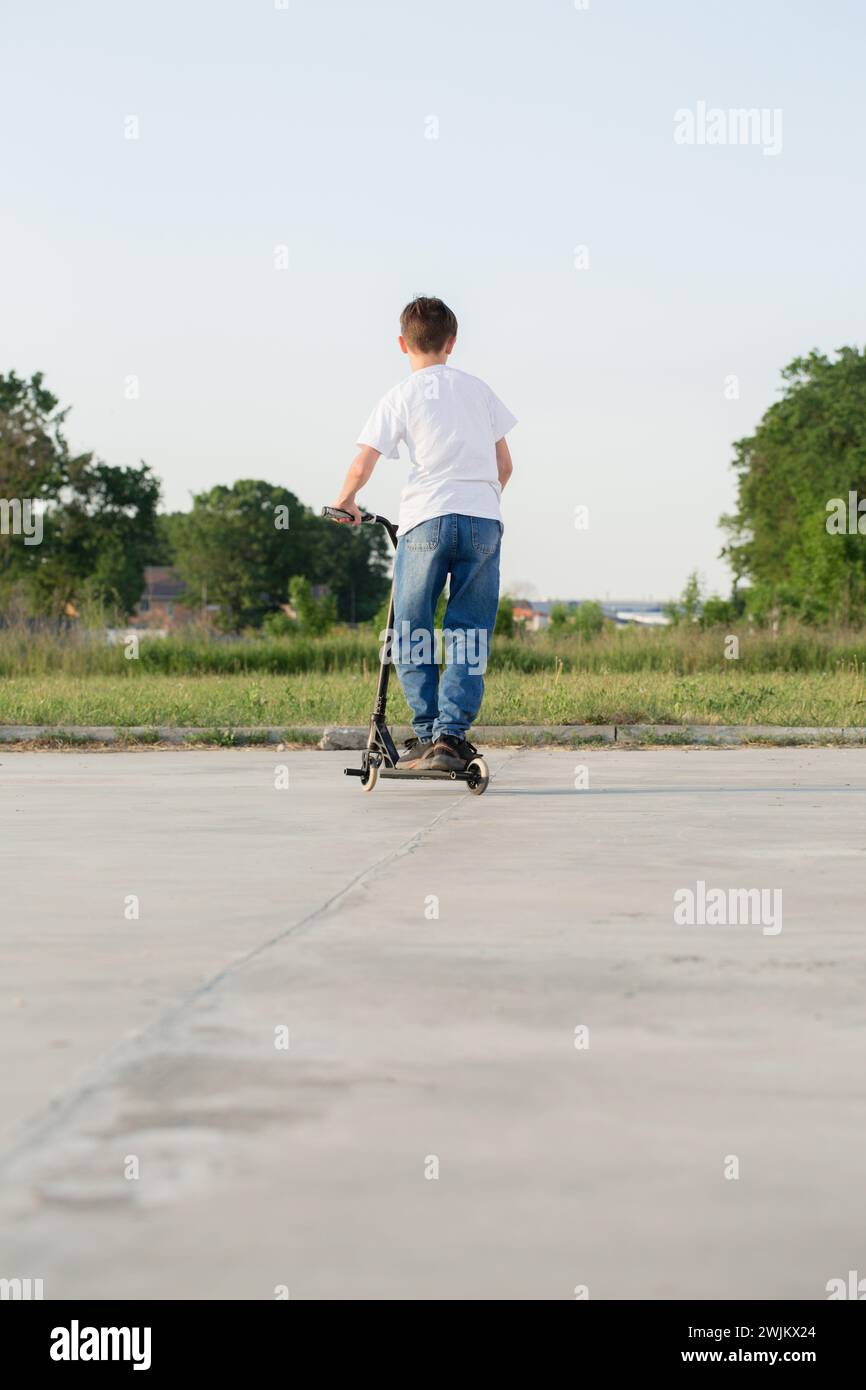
[
  {"xmin": 465, "ymin": 756, "xmax": 489, "ymax": 795},
  {"xmin": 360, "ymin": 762, "xmax": 379, "ymax": 792}
]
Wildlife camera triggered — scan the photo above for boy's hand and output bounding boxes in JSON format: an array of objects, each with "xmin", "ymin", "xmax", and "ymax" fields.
[{"xmin": 330, "ymin": 500, "xmax": 362, "ymax": 525}]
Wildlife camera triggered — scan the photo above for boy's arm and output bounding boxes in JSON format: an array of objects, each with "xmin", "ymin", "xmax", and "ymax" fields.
[
  {"xmin": 330, "ymin": 446, "xmax": 381, "ymax": 524},
  {"xmin": 495, "ymin": 437, "xmax": 513, "ymax": 491}
]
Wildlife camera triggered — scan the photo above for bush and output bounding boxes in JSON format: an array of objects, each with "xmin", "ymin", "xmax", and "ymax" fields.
[
  {"xmin": 572, "ymin": 600, "xmax": 605, "ymax": 638},
  {"xmin": 287, "ymin": 576, "xmax": 337, "ymax": 635},
  {"xmin": 699, "ymin": 595, "xmax": 736, "ymax": 627},
  {"xmin": 261, "ymin": 610, "xmax": 297, "ymax": 639},
  {"xmin": 494, "ymin": 596, "xmax": 515, "ymax": 638},
  {"xmin": 548, "ymin": 602, "xmax": 572, "ymax": 632},
  {"xmin": 547, "ymin": 599, "xmax": 605, "ymax": 638}
]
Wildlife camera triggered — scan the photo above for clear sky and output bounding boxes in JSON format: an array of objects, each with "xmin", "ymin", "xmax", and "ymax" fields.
[{"xmin": 3, "ymin": 0, "xmax": 865, "ymax": 600}]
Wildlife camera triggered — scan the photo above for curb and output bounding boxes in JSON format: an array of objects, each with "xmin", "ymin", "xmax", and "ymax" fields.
[{"xmin": 2, "ymin": 724, "xmax": 866, "ymax": 748}]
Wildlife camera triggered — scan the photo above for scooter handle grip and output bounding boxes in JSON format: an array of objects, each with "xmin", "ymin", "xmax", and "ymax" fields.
[{"xmin": 321, "ymin": 506, "xmax": 374, "ymax": 524}]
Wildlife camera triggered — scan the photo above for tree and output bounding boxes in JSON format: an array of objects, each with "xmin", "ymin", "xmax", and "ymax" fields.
[
  {"xmin": 664, "ymin": 570, "xmax": 703, "ymax": 626},
  {"xmin": 166, "ymin": 482, "xmax": 390, "ymax": 630},
  {"xmin": 308, "ymin": 514, "xmax": 390, "ymax": 623},
  {"xmin": 699, "ymin": 594, "xmax": 737, "ymax": 627},
  {"xmin": 34, "ymin": 459, "xmax": 161, "ymax": 617},
  {"xmin": 287, "ymin": 575, "xmax": 337, "ymax": 634},
  {"xmin": 548, "ymin": 602, "xmax": 572, "ymax": 632},
  {"xmin": 572, "ymin": 600, "xmax": 605, "ymax": 638},
  {"xmin": 0, "ymin": 370, "xmax": 67, "ymax": 499},
  {"xmin": 0, "ymin": 371, "xmax": 160, "ymax": 617},
  {"xmin": 548, "ymin": 599, "xmax": 606, "ymax": 638},
  {"xmin": 721, "ymin": 347, "xmax": 866, "ymax": 623},
  {"xmin": 167, "ymin": 481, "xmax": 315, "ymax": 630}
]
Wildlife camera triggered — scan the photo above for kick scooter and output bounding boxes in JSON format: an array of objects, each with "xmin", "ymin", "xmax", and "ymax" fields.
[{"xmin": 322, "ymin": 506, "xmax": 490, "ymax": 795}]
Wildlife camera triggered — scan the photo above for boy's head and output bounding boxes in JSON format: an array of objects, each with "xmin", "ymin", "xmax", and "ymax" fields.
[{"xmin": 399, "ymin": 296, "xmax": 458, "ymax": 360}]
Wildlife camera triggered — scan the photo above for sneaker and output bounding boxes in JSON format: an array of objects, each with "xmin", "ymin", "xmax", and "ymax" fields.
[
  {"xmin": 426, "ymin": 734, "xmax": 479, "ymax": 772},
  {"xmin": 398, "ymin": 736, "xmax": 434, "ymax": 767}
]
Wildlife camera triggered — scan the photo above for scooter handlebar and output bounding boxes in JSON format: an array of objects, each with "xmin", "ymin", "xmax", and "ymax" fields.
[
  {"xmin": 321, "ymin": 505, "xmax": 374, "ymax": 523},
  {"xmin": 321, "ymin": 505, "xmax": 396, "ymax": 531}
]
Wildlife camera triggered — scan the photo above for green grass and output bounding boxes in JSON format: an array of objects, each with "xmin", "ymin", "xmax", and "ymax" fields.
[
  {"xmin": 1, "ymin": 669, "xmax": 864, "ymax": 727},
  {"xmin": 4, "ymin": 619, "xmax": 866, "ymax": 731},
  {"xmin": 4, "ymin": 620, "xmax": 866, "ymax": 677}
]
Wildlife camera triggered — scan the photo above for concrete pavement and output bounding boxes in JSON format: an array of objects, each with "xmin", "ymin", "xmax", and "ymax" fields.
[{"xmin": 1, "ymin": 748, "xmax": 865, "ymax": 1299}]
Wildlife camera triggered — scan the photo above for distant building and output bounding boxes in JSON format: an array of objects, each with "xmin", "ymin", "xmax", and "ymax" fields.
[
  {"xmin": 511, "ymin": 598, "xmax": 670, "ymax": 631},
  {"xmin": 132, "ymin": 566, "xmax": 212, "ymax": 630},
  {"xmin": 511, "ymin": 599, "xmax": 547, "ymax": 632},
  {"xmin": 601, "ymin": 601, "xmax": 670, "ymax": 629},
  {"xmin": 608, "ymin": 606, "xmax": 670, "ymax": 628}
]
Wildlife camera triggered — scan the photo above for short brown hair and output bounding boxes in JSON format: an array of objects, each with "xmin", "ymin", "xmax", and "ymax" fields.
[{"xmin": 399, "ymin": 296, "xmax": 458, "ymax": 353}]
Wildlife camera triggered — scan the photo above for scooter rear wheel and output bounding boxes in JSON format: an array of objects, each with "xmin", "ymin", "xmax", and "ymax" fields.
[{"xmin": 466, "ymin": 756, "xmax": 489, "ymax": 795}]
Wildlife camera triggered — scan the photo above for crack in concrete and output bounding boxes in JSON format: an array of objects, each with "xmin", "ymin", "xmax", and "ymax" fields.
[{"xmin": 0, "ymin": 747, "xmax": 524, "ymax": 1175}]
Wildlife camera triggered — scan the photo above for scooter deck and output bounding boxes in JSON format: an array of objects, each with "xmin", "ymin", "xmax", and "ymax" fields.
[{"xmin": 344, "ymin": 766, "xmax": 473, "ymax": 782}]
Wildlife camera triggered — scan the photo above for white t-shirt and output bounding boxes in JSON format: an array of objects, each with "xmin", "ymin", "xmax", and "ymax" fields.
[{"xmin": 356, "ymin": 365, "xmax": 517, "ymax": 537}]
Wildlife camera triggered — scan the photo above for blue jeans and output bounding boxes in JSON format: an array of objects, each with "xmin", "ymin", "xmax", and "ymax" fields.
[{"xmin": 392, "ymin": 513, "xmax": 502, "ymax": 741}]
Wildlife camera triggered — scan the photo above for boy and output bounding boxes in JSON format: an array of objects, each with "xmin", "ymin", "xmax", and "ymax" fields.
[{"xmin": 329, "ymin": 296, "xmax": 516, "ymax": 772}]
